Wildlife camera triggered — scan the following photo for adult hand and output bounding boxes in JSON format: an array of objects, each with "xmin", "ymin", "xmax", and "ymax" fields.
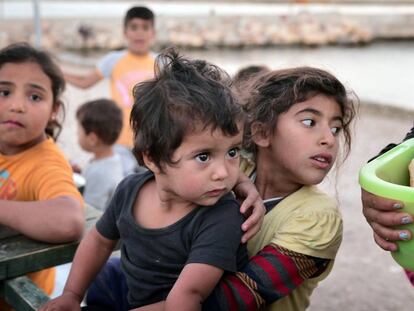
[{"xmin": 361, "ymin": 189, "xmax": 413, "ymax": 252}]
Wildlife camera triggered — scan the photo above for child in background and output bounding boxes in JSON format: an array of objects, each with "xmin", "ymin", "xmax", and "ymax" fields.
[
  {"xmin": 0, "ymin": 42, "xmax": 84, "ymax": 309},
  {"xmin": 204, "ymin": 66, "xmax": 357, "ymax": 311},
  {"xmin": 232, "ymin": 64, "xmax": 271, "ymax": 172},
  {"xmin": 232, "ymin": 64, "xmax": 270, "ymax": 95},
  {"xmin": 64, "ymin": 6, "xmax": 157, "ymax": 176},
  {"xmin": 75, "ymin": 98, "xmax": 124, "ymax": 211},
  {"xmin": 40, "ymin": 49, "xmax": 267, "ymax": 311}
]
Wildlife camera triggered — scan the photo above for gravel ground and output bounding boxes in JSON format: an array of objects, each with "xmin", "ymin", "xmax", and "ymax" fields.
[{"xmin": 57, "ymin": 66, "xmax": 414, "ymax": 310}]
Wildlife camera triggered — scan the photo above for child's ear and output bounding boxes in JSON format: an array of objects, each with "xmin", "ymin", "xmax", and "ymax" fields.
[
  {"xmin": 51, "ymin": 100, "xmax": 62, "ymax": 119},
  {"xmin": 251, "ymin": 122, "xmax": 270, "ymax": 147},
  {"xmin": 49, "ymin": 114, "xmax": 57, "ymax": 123},
  {"xmin": 143, "ymin": 153, "xmax": 160, "ymax": 174},
  {"xmin": 87, "ymin": 132, "xmax": 100, "ymax": 146}
]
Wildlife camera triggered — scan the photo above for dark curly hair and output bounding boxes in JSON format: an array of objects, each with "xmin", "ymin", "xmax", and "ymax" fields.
[{"xmin": 131, "ymin": 48, "xmax": 243, "ymax": 171}]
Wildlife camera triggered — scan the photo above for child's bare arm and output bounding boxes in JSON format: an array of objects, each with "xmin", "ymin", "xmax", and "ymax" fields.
[
  {"xmin": 39, "ymin": 226, "xmax": 117, "ymax": 310},
  {"xmin": 64, "ymin": 69, "xmax": 102, "ymax": 89},
  {"xmin": 165, "ymin": 263, "xmax": 224, "ymax": 311},
  {"xmin": 0, "ymin": 195, "xmax": 84, "ymax": 243},
  {"xmin": 233, "ymin": 173, "xmax": 265, "ymax": 243},
  {"xmin": 131, "ymin": 266, "xmax": 222, "ymax": 311}
]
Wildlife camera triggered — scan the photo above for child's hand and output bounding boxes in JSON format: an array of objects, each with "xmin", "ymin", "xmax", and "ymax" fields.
[
  {"xmin": 240, "ymin": 194, "xmax": 265, "ymax": 243},
  {"xmin": 233, "ymin": 174, "xmax": 265, "ymax": 243},
  {"xmin": 71, "ymin": 162, "xmax": 82, "ymax": 174},
  {"xmin": 39, "ymin": 292, "xmax": 82, "ymax": 311}
]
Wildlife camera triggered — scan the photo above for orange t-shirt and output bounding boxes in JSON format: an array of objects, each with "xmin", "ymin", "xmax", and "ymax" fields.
[
  {"xmin": 98, "ymin": 50, "xmax": 156, "ymax": 147},
  {"xmin": 0, "ymin": 138, "xmax": 83, "ymax": 308}
]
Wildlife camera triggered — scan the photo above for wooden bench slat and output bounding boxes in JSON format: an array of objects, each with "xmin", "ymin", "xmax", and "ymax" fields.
[
  {"xmin": 0, "ymin": 204, "xmax": 103, "ymax": 307},
  {"xmin": 4, "ymin": 276, "xmax": 50, "ymax": 311},
  {"xmin": 0, "ymin": 205, "xmax": 102, "ymax": 280}
]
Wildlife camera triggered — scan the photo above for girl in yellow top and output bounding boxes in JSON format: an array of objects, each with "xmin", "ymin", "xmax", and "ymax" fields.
[
  {"xmin": 204, "ymin": 67, "xmax": 357, "ymax": 311},
  {"xmin": 0, "ymin": 42, "xmax": 84, "ymax": 309}
]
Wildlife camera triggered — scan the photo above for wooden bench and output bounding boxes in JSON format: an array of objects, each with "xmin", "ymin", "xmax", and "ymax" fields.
[{"xmin": 0, "ymin": 205, "xmax": 102, "ymax": 310}]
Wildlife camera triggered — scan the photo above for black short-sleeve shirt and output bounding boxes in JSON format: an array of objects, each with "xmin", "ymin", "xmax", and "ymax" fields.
[{"xmin": 96, "ymin": 171, "xmax": 248, "ymax": 308}]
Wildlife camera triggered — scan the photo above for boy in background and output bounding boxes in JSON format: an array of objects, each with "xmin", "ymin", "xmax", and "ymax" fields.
[
  {"xmin": 64, "ymin": 6, "xmax": 157, "ymax": 176},
  {"xmin": 76, "ymin": 99, "xmax": 124, "ymax": 211}
]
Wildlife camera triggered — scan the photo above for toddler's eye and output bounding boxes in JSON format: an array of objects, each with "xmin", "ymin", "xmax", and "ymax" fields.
[
  {"xmin": 302, "ymin": 119, "xmax": 315, "ymax": 127},
  {"xmin": 0, "ymin": 90, "xmax": 10, "ymax": 97},
  {"xmin": 195, "ymin": 153, "xmax": 209, "ymax": 163},
  {"xmin": 227, "ymin": 148, "xmax": 240, "ymax": 159},
  {"xmin": 29, "ymin": 94, "xmax": 42, "ymax": 101}
]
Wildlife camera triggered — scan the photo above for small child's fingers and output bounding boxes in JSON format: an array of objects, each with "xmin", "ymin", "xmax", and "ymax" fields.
[
  {"xmin": 239, "ymin": 197, "xmax": 255, "ymax": 214},
  {"xmin": 241, "ymin": 205, "xmax": 265, "ymax": 243},
  {"xmin": 241, "ymin": 230, "xmax": 252, "ymax": 244},
  {"xmin": 241, "ymin": 223, "xmax": 259, "ymax": 244},
  {"xmin": 241, "ymin": 215, "xmax": 256, "ymax": 232},
  {"xmin": 241, "ymin": 206, "xmax": 264, "ymax": 242},
  {"xmin": 240, "ymin": 202, "xmax": 265, "ymax": 229}
]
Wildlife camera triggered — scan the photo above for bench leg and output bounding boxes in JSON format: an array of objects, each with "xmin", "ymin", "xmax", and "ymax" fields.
[{"xmin": 4, "ymin": 276, "xmax": 50, "ymax": 311}]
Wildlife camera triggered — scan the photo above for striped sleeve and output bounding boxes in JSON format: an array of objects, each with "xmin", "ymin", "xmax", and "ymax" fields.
[{"xmin": 203, "ymin": 244, "xmax": 330, "ymax": 311}]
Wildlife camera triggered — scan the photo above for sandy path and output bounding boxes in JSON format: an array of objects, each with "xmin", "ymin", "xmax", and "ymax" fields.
[{"xmin": 57, "ymin": 66, "xmax": 414, "ymax": 310}]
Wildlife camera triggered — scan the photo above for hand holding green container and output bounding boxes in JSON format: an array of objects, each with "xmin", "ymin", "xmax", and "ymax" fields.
[{"xmin": 359, "ymin": 138, "xmax": 414, "ymax": 271}]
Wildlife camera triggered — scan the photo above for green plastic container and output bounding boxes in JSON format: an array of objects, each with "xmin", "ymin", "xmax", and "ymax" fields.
[{"xmin": 359, "ymin": 138, "xmax": 414, "ymax": 271}]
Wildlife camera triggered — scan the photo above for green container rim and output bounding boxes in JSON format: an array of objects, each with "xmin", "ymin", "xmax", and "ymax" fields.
[{"xmin": 359, "ymin": 138, "xmax": 414, "ymax": 202}]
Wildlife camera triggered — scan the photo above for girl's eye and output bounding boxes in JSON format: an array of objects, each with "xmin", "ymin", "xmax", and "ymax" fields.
[
  {"xmin": 227, "ymin": 147, "xmax": 240, "ymax": 159},
  {"xmin": 0, "ymin": 90, "xmax": 10, "ymax": 97},
  {"xmin": 331, "ymin": 126, "xmax": 342, "ymax": 135},
  {"xmin": 302, "ymin": 119, "xmax": 315, "ymax": 127},
  {"xmin": 195, "ymin": 153, "xmax": 210, "ymax": 163},
  {"xmin": 29, "ymin": 94, "xmax": 42, "ymax": 101}
]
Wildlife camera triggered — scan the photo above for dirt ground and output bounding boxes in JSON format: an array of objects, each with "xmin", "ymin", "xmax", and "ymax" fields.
[
  {"xmin": 58, "ymin": 69, "xmax": 414, "ymax": 310},
  {"xmin": 309, "ymin": 105, "xmax": 414, "ymax": 311}
]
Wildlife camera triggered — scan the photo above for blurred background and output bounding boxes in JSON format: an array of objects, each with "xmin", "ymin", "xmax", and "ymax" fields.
[{"xmin": 2, "ymin": 1, "xmax": 414, "ymax": 310}]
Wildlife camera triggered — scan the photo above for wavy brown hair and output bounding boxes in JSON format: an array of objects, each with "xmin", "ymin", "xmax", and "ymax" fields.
[{"xmin": 243, "ymin": 66, "xmax": 357, "ymax": 160}]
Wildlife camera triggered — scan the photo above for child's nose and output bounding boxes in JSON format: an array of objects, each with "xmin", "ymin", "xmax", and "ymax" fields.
[
  {"xmin": 212, "ymin": 162, "xmax": 229, "ymax": 180},
  {"xmin": 9, "ymin": 97, "xmax": 25, "ymax": 113},
  {"xmin": 320, "ymin": 127, "xmax": 336, "ymax": 146}
]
